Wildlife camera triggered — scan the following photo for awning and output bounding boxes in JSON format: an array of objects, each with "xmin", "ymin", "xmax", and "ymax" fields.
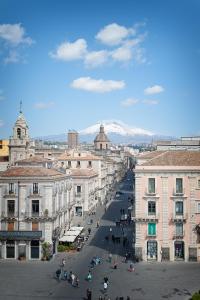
[
  {"xmin": 64, "ymin": 230, "xmax": 81, "ymax": 236},
  {"xmin": 59, "ymin": 235, "xmax": 77, "ymax": 242},
  {"xmin": 70, "ymin": 226, "xmax": 84, "ymax": 232},
  {"xmin": 59, "ymin": 226, "xmax": 84, "ymax": 243}
]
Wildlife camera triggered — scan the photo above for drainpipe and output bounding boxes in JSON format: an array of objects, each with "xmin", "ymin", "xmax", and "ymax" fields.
[{"xmin": 18, "ymin": 181, "xmax": 20, "ymax": 231}]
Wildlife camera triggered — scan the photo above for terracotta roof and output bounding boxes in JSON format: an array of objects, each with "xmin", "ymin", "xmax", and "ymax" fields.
[
  {"xmin": 141, "ymin": 151, "xmax": 200, "ymax": 166},
  {"xmin": 58, "ymin": 153, "xmax": 101, "ymax": 161},
  {"xmin": 0, "ymin": 167, "xmax": 65, "ymax": 178},
  {"xmin": 71, "ymin": 169, "xmax": 98, "ymax": 177},
  {"xmin": 138, "ymin": 151, "xmax": 165, "ymax": 160},
  {"xmin": 16, "ymin": 156, "xmax": 52, "ymax": 164}
]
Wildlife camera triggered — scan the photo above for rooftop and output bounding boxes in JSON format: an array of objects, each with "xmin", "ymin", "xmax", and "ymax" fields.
[
  {"xmin": 71, "ymin": 169, "xmax": 98, "ymax": 178},
  {"xmin": 0, "ymin": 166, "xmax": 65, "ymax": 178},
  {"xmin": 140, "ymin": 151, "xmax": 200, "ymax": 166}
]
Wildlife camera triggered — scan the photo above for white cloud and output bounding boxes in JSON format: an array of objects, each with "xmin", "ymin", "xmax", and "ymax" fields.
[
  {"xmin": 143, "ymin": 99, "xmax": 159, "ymax": 105},
  {"xmin": 112, "ymin": 45, "xmax": 132, "ymax": 62},
  {"xmin": 71, "ymin": 77, "xmax": 125, "ymax": 93},
  {"xmin": 121, "ymin": 98, "xmax": 139, "ymax": 107},
  {"xmin": 34, "ymin": 101, "xmax": 55, "ymax": 109},
  {"xmin": 0, "ymin": 120, "xmax": 4, "ymax": 127},
  {"xmin": 144, "ymin": 85, "xmax": 164, "ymax": 95},
  {"xmin": 4, "ymin": 50, "xmax": 20, "ymax": 64},
  {"xmin": 50, "ymin": 39, "xmax": 87, "ymax": 61},
  {"xmin": 84, "ymin": 50, "xmax": 108, "ymax": 68},
  {"xmin": 0, "ymin": 23, "xmax": 34, "ymax": 64},
  {"xmin": 95, "ymin": 23, "xmax": 135, "ymax": 46},
  {"xmin": 0, "ymin": 23, "xmax": 33, "ymax": 45}
]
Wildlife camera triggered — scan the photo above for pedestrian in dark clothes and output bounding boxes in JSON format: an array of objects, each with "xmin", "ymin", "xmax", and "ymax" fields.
[{"xmin": 87, "ymin": 288, "xmax": 92, "ymax": 300}]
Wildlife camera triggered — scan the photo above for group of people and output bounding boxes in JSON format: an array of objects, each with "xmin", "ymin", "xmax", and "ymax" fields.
[{"xmin": 55, "ymin": 258, "xmax": 79, "ymax": 287}]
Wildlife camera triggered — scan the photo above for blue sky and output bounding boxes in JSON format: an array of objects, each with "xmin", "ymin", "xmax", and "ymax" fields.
[{"xmin": 0, "ymin": 0, "xmax": 200, "ymax": 139}]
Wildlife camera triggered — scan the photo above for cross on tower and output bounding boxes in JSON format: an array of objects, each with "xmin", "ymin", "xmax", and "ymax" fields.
[{"xmin": 19, "ymin": 101, "xmax": 22, "ymax": 113}]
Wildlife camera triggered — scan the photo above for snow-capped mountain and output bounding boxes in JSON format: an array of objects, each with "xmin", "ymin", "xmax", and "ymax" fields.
[
  {"xmin": 35, "ymin": 120, "xmax": 173, "ymax": 144},
  {"xmin": 79, "ymin": 120, "xmax": 154, "ymax": 137}
]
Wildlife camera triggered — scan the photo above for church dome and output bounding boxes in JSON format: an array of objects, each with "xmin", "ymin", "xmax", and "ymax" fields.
[{"xmin": 94, "ymin": 125, "xmax": 110, "ymax": 143}]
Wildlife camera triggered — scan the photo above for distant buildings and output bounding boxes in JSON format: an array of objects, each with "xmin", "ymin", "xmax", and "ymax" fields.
[
  {"xmin": 0, "ymin": 111, "xmax": 127, "ymax": 260},
  {"xmin": 134, "ymin": 151, "xmax": 200, "ymax": 262},
  {"xmin": 155, "ymin": 136, "xmax": 200, "ymax": 151},
  {"xmin": 68, "ymin": 130, "xmax": 79, "ymax": 149}
]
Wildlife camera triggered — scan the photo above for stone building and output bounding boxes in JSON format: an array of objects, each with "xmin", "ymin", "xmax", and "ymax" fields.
[
  {"xmin": 0, "ymin": 166, "xmax": 73, "ymax": 260},
  {"xmin": 94, "ymin": 125, "xmax": 110, "ymax": 151},
  {"xmin": 134, "ymin": 151, "xmax": 200, "ymax": 262}
]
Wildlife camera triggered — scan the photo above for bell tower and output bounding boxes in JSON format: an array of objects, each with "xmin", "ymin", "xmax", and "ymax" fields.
[{"xmin": 9, "ymin": 102, "xmax": 35, "ymax": 165}]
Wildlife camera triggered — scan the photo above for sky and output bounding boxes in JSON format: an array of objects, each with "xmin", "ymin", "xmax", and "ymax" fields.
[{"xmin": 0, "ymin": 0, "xmax": 200, "ymax": 139}]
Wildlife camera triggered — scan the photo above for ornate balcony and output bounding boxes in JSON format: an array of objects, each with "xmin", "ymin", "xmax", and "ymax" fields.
[
  {"xmin": 172, "ymin": 230, "xmax": 185, "ymax": 239},
  {"xmin": 170, "ymin": 213, "xmax": 188, "ymax": 222}
]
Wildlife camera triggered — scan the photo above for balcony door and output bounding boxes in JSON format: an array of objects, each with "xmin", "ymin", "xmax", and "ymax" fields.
[
  {"xmin": 147, "ymin": 240, "xmax": 157, "ymax": 260},
  {"xmin": 174, "ymin": 241, "xmax": 184, "ymax": 260}
]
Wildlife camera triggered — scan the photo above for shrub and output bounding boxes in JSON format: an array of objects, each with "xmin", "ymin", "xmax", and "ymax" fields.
[{"xmin": 57, "ymin": 244, "xmax": 67, "ymax": 252}]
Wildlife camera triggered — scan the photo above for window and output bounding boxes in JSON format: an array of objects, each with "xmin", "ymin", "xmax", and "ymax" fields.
[
  {"xmin": 88, "ymin": 161, "xmax": 92, "ymax": 168},
  {"xmin": 176, "ymin": 178, "xmax": 183, "ymax": 194},
  {"xmin": 17, "ymin": 128, "xmax": 21, "ymax": 138},
  {"xmin": 7, "ymin": 200, "xmax": 15, "ymax": 216},
  {"xmin": 175, "ymin": 201, "xmax": 183, "ymax": 215},
  {"xmin": 7, "ymin": 222, "xmax": 14, "ymax": 231},
  {"xmin": 68, "ymin": 161, "xmax": 71, "ymax": 167},
  {"xmin": 198, "ymin": 179, "xmax": 200, "ymax": 189},
  {"xmin": 0, "ymin": 140, "xmax": 2, "ymax": 149},
  {"xmin": 76, "ymin": 161, "xmax": 81, "ymax": 168},
  {"xmin": 148, "ymin": 178, "xmax": 155, "ymax": 194},
  {"xmin": 32, "ymin": 200, "xmax": 39, "ymax": 216},
  {"xmin": 33, "ymin": 183, "xmax": 38, "ymax": 194},
  {"xmin": 148, "ymin": 223, "xmax": 156, "ymax": 235},
  {"xmin": 9, "ymin": 183, "xmax": 14, "ymax": 194},
  {"xmin": 32, "ymin": 222, "xmax": 39, "ymax": 231},
  {"xmin": 197, "ymin": 202, "xmax": 200, "ymax": 213},
  {"xmin": 175, "ymin": 223, "xmax": 183, "ymax": 236},
  {"xmin": 77, "ymin": 186, "xmax": 81, "ymax": 193},
  {"xmin": 148, "ymin": 201, "xmax": 156, "ymax": 215}
]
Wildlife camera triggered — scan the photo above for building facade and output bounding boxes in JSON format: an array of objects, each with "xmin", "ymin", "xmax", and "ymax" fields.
[
  {"xmin": 0, "ymin": 166, "xmax": 73, "ymax": 260},
  {"xmin": 134, "ymin": 151, "xmax": 200, "ymax": 262}
]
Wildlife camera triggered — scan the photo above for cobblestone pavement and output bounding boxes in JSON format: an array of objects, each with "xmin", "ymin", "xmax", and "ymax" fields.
[{"xmin": 0, "ymin": 171, "xmax": 200, "ymax": 300}]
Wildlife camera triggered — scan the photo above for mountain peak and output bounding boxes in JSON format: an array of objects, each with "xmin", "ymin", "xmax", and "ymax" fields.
[{"xmin": 79, "ymin": 120, "xmax": 154, "ymax": 137}]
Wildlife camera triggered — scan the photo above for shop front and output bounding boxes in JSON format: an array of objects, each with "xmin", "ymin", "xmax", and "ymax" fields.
[{"xmin": 0, "ymin": 231, "xmax": 42, "ymax": 260}]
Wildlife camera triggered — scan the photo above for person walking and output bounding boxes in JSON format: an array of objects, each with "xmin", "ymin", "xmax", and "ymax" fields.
[
  {"xmin": 108, "ymin": 253, "xmax": 112, "ymax": 263},
  {"xmin": 103, "ymin": 281, "xmax": 108, "ymax": 293},
  {"xmin": 86, "ymin": 288, "xmax": 92, "ymax": 300},
  {"xmin": 129, "ymin": 262, "xmax": 134, "ymax": 272}
]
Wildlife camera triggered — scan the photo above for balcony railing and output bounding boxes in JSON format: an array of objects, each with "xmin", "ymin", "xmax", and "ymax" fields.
[
  {"xmin": 133, "ymin": 213, "xmax": 159, "ymax": 222},
  {"xmin": 171, "ymin": 213, "xmax": 188, "ymax": 222},
  {"xmin": 28, "ymin": 188, "xmax": 42, "ymax": 197},
  {"xmin": 172, "ymin": 188, "xmax": 185, "ymax": 196},
  {"xmin": 0, "ymin": 211, "xmax": 18, "ymax": 219},
  {"xmin": 4, "ymin": 188, "xmax": 17, "ymax": 197},
  {"xmin": 172, "ymin": 230, "xmax": 185, "ymax": 239},
  {"xmin": 75, "ymin": 192, "xmax": 82, "ymax": 198}
]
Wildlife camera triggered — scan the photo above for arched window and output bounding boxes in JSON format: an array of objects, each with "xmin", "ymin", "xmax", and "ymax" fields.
[
  {"xmin": 100, "ymin": 143, "xmax": 102, "ymax": 150},
  {"xmin": 17, "ymin": 128, "xmax": 21, "ymax": 138}
]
